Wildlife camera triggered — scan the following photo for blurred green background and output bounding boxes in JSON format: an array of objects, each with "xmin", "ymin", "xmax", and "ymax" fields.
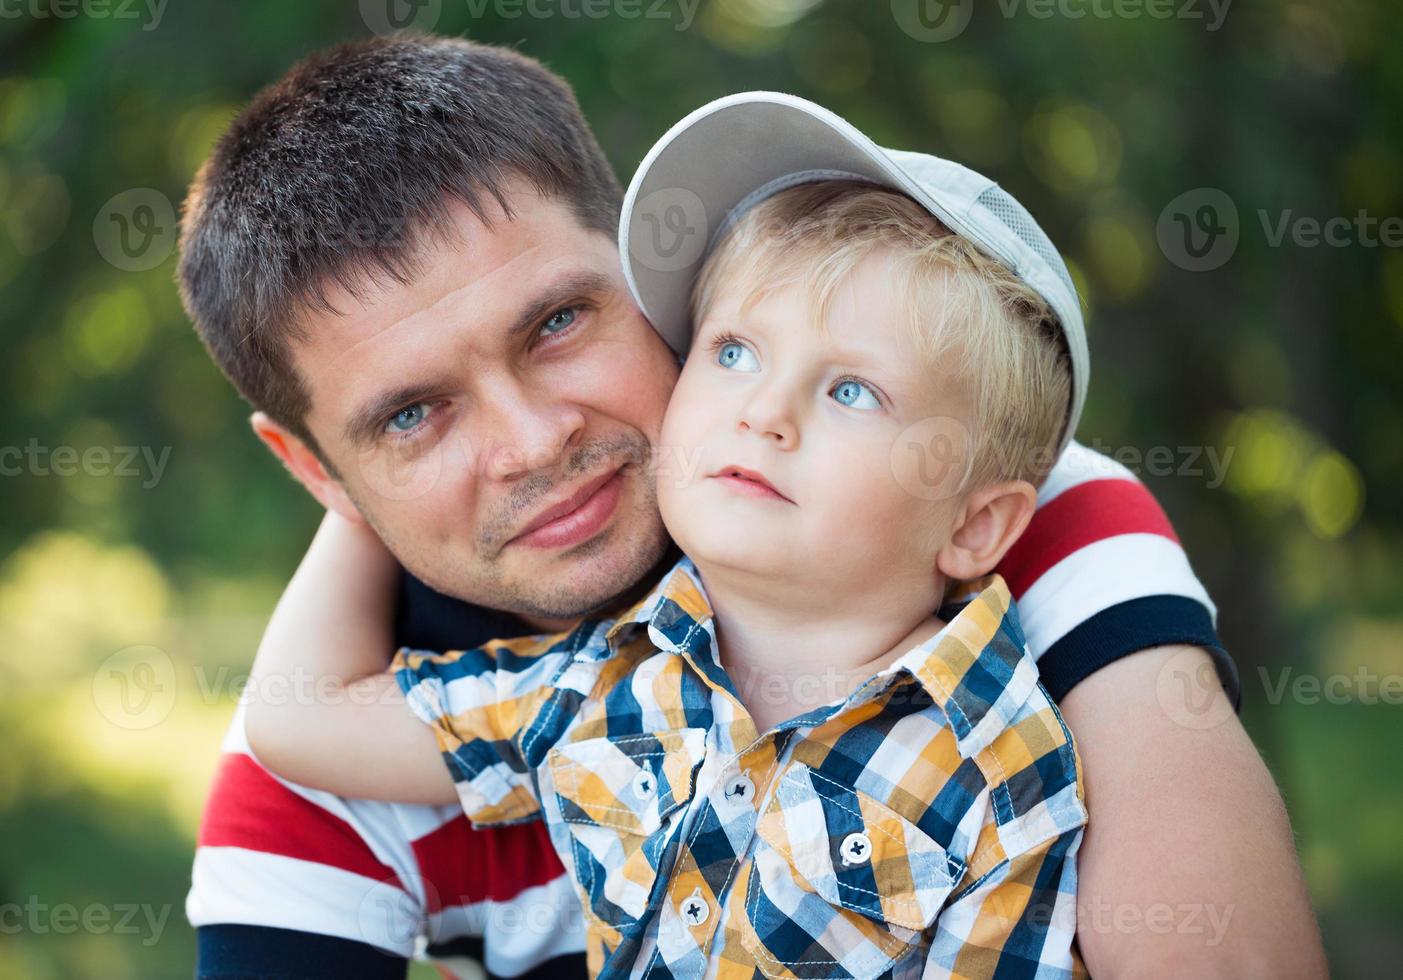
[{"xmin": 1, "ymin": 0, "xmax": 1399, "ymax": 976}]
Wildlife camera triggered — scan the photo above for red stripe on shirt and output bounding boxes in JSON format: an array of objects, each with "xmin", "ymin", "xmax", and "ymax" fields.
[
  {"xmin": 998, "ymin": 478, "xmax": 1180, "ymax": 598},
  {"xmin": 199, "ymin": 752, "xmax": 404, "ymax": 890},
  {"xmin": 412, "ymin": 813, "xmax": 566, "ymax": 913}
]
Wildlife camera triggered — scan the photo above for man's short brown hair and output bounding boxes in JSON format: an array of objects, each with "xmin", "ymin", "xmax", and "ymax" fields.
[{"xmin": 177, "ymin": 34, "xmax": 622, "ymax": 455}]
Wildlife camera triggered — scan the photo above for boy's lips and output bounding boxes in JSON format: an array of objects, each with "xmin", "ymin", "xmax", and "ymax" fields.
[
  {"xmin": 708, "ymin": 465, "xmax": 795, "ymax": 504},
  {"xmin": 507, "ymin": 467, "xmax": 625, "ymax": 550}
]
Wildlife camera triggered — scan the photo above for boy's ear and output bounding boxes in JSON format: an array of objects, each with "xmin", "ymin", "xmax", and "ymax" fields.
[
  {"xmin": 935, "ymin": 480, "xmax": 1038, "ymax": 582},
  {"xmin": 250, "ymin": 412, "xmax": 367, "ymax": 526}
]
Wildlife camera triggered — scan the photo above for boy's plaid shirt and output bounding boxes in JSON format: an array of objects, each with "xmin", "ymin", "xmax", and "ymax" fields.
[{"xmin": 393, "ymin": 557, "xmax": 1088, "ymax": 980}]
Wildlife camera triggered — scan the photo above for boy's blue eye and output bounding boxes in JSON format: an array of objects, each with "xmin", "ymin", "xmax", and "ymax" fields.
[
  {"xmin": 385, "ymin": 403, "xmax": 431, "ymax": 434},
  {"xmin": 542, "ymin": 308, "xmax": 576, "ymax": 335},
  {"xmin": 831, "ymin": 380, "xmax": 881, "ymax": 411},
  {"xmin": 717, "ymin": 341, "xmax": 759, "ymax": 373}
]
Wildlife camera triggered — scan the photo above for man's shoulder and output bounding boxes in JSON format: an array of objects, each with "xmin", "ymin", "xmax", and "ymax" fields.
[
  {"xmin": 1009, "ymin": 440, "xmax": 1191, "ymax": 598},
  {"xmin": 996, "ymin": 439, "xmax": 1232, "ymax": 703},
  {"xmin": 191, "ymin": 707, "xmax": 579, "ymax": 964}
]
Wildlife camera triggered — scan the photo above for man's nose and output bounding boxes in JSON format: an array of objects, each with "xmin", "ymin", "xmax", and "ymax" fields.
[{"xmin": 479, "ymin": 382, "xmax": 587, "ymax": 481}]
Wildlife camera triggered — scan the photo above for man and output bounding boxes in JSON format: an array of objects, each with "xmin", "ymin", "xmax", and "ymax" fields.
[{"xmin": 179, "ymin": 34, "xmax": 1326, "ymax": 980}]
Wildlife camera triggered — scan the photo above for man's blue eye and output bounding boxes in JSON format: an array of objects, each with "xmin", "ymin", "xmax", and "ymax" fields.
[
  {"xmin": 385, "ymin": 403, "xmax": 430, "ymax": 434},
  {"xmin": 717, "ymin": 341, "xmax": 759, "ymax": 372},
  {"xmin": 542, "ymin": 308, "xmax": 576, "ymax": 335},
  {"xmin": 832, "ymin": 380, "xmax": 880, "ymax": 410}
]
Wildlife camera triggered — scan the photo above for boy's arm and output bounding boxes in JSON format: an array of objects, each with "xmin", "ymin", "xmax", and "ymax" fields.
[
  {"xmin": 1062, "ymin": 645, "xmax": 1328, "ymax": 978},
  {"xmin": 243, "ymin": 511, "xmax": 458, "ymax": 806}
]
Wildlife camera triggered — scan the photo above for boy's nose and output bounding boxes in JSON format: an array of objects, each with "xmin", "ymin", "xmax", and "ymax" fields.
[{"xmin": 736, "ymin": 391, "xmax": 799, "ymax": 449}]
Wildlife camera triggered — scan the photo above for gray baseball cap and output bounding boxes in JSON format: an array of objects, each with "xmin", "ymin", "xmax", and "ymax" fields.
[{"xmin": 619, "ymin": 91, "xmax": 1089, "ymax": 457}]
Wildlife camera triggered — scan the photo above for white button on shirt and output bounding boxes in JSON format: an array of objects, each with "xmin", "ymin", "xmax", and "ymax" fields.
[
  {"xmin": 839, "ymin": 832, "xmax": 873, "ymax": 866},
  {"xmin": 722, "ymin": 771, "xmax": 755, "ymax": 808},
  {"xmin": 631, "ymin": 764, "xmax": 657, "ymax": 801},
  {"xmin": 679, "ymin": 888, "xmax": 709, "ymax": 927}
]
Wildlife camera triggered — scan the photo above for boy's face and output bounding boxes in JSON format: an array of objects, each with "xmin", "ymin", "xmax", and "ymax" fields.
[{"xmin": 658, "ymin": 250, "xmax": 972, "ymax": 603}]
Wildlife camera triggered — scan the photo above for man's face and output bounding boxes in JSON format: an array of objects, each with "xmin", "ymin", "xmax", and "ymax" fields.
[{"xmin": 290, "ymin": 183, "xmax": 680, "ymax": 626}]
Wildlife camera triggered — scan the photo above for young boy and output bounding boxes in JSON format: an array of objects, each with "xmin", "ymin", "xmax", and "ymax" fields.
[{"xmin": 247, "ymin": 94, "xmax": 1089, "ymax": 979}]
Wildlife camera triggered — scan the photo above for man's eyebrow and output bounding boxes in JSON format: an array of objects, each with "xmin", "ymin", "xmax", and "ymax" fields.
[
  {"xmin": 342, "ymin": 272, "xmax": 615, "ymax": 448},
  {"xmin": 343, "ymin": 381, "xmax": 447, "ymax": 448},
  {"xmin": 508, "ymin": 270, "xmax": 614, "ymax": 338}
]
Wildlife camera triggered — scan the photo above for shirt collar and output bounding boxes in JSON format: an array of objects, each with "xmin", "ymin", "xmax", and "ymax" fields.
[
  {"xmin": 869, "ymin": 575, "xmax": 1041, "ymax": 759},
  {"xmin": 604, "ymin": 560, "xmax": 1039, "ymax": 759},
  {"xmin": 604, "ymin": 555, "xmax": 716, "ymax": 658}
]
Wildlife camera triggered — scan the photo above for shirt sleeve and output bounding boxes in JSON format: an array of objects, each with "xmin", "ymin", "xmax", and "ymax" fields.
[
  {"xmin": 996, "ymin": 440, "xmax": 1240, "ymax": 709},
  {"xmin": 392, "ymin": 637, "xmax": 563, "ymax": 827},
  {"xmin": 187, "ymin": 746, "xmax": 426, "ymax": 957}
]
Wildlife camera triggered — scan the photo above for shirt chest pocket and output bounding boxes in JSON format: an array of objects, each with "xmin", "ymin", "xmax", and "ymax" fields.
[
  {"xmin": 742, "ymin": 763, "xmax": 967, "ymax": 980},
  {"xmin": 547, "ymin": 729, "xmax": 707, "ymax": 931}
]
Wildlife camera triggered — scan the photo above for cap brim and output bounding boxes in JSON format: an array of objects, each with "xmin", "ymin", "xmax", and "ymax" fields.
[
  {"xmin": 620, "ymin": 92, "xmax": 985, "ymax": 353},
  {"xmin": 619, "ymin": 91, "xmax": 1088, "ymax": 458}
]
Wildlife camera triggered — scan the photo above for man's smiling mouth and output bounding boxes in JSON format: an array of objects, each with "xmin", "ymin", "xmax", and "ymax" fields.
[{"xmin": 506, "ymin": 466, "xmax": 626, "ymax": 550}]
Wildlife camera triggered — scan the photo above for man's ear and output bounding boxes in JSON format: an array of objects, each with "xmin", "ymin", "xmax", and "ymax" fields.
[
  {"xmin": 935, "ymin": 480, "xmax": 1038, "ymax": 582},
  {"xmin": 250, "ymin": 411, "xmax": 366, "ymax": 526}
]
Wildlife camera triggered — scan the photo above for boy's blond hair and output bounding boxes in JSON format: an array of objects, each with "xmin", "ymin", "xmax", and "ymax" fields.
[{"xmin": 691, "ymin": 180, "xmax": 1072, "ymax": 489}]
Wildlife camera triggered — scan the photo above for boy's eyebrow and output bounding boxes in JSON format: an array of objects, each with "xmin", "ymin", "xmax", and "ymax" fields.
[{"xmin": 342, "ymin": 270, "xmax": 616, "ymax": 448}]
